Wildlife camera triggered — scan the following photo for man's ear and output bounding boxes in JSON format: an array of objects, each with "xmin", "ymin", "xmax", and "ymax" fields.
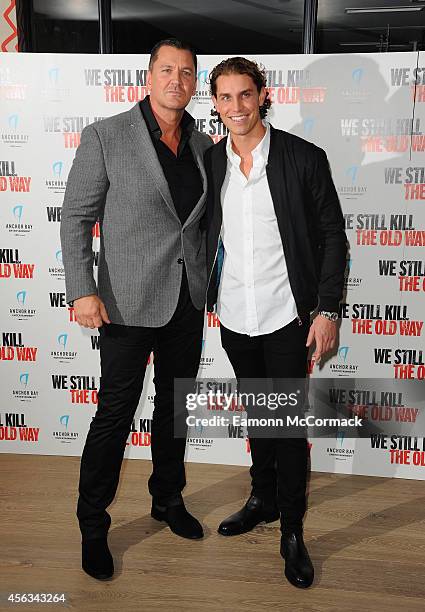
[
  {"xmin": 147, "ymin": 70, "xmax": 152, "ymax": 89},
  {"xmin": 259, "ymin": 86, "xmax": 266, "ymax": 107}
]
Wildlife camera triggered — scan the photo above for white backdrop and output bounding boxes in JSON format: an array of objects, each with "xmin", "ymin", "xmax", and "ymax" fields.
[{"xmin": 1, "ymin": 51, "xmax": 424, "ymax": 479}]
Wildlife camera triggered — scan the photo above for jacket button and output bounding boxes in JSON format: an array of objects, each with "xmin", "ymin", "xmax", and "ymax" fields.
[{"xmin": 177, "ymin": 258, "xmax": 184, "ymax": 264}]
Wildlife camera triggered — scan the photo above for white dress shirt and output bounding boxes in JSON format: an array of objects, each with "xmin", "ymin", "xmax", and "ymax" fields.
[{"xmin": 217, "ymin": 122, "xmax": 298, "ymax": 336}]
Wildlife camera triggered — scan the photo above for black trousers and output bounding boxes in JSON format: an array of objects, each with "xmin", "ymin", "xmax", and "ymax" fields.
[
  {"xmin": 77, "ymin": 275, "xmax": 204, "ymax": 540},
  {"xmin": 220, "ymin": 315, "xmax": 310, "ymax": 534}
]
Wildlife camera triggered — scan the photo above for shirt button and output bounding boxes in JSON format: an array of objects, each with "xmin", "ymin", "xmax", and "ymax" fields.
[{"xmin": 177, "ymin": 258, "xmax": 184, "ymax": 264}]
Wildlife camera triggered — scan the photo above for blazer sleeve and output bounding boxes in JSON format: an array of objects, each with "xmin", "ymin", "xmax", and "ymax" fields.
[
  {"xmin": 201, "ymin": 146, "xmax": 213, "ymax": 233},
  {"xmin": 308, "ymin": 147, "xmax": 348, "ymax": 313},
  {"xmin": 60, "ymin": 124, "xmax": 109, "ymax": 304}
]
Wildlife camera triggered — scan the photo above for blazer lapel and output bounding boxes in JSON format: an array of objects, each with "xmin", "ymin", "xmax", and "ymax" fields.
[
  {"xmin": 183, "ymin": 135, "xmax": 208, "ymax": 228},
  {"xmin": 127, "ymin": 103, "xmax": 179, "ymax": 220},
  {"xmin": 266, "ymin": 125, "xmax": 286, "ymax": 216},
  {"xmin": 266, "ymin": 125, "xmax": 294, "ymax": 260}
]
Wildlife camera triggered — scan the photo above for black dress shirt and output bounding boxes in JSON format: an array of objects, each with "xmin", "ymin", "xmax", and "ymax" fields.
[{"xmin": 140, "ymin": 96, "xmax": 203, "ymax": 226}]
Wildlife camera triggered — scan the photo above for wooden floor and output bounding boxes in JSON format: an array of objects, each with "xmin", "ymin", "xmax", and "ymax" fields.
[{"xmin": 1, "ymin": 455, "xmax": 425, "ymax": 612}]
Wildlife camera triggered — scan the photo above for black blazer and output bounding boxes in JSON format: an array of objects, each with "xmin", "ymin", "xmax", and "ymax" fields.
[{"xmin": 205, "ymin": 125, "xmax": 348, "ymax": 315}]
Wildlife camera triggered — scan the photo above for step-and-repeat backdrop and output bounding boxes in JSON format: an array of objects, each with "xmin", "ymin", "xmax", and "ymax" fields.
[{"xmin": 1, "ymin": 52, "xmax": 424, "ymax": 479}]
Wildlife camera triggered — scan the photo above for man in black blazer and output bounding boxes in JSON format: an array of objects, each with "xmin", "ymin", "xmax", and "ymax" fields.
[{"xmin": 205, "ymin": 57, "xmax": 347, "ymax": 589}]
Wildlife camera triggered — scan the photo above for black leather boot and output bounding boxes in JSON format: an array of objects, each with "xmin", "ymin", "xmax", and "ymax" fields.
[
  {"xmin": 218, "ymin": 495, "xmax": 280, "ymax": 536},
  {"xmin": 280, "ymin": 531, "xmax": 314, "ymax": 588},
  {"xmin": 82, "ymin": 537, "xmax": 114, "ymax": 580},
  {"xmin": 151, "ymin": 501, "xmax": 204, "ymax": 539}
]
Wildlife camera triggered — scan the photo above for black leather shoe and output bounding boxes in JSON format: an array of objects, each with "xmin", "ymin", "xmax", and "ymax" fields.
[
  {"xmin": 280, "ymin": 532, "xmax": 314, "ymax": 588},
  {"xmin": 217, "ymin": 495, "xmax": 280, "ymax": 536},
  {"xmin": 151, "ymin": 502, "xmax": 204, "ymax": 539},
  {"xmin": 82, "ymin": 537, "xmax": 114, "ymax": 580}
]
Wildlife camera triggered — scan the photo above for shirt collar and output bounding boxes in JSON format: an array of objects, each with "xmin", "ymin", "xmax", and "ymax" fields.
[
  {"xmin": 139, "ymin": 95, "xmax": 195, "ymax": 141},
  {"xmin": 226, "ymin": 121, "xmax": 270, "ymax": 169}
]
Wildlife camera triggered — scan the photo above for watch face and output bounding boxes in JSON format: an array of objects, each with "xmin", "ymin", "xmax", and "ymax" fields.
[{"xmin": 320, "ymin": 311, "xmax": 338, "ymax": 321}]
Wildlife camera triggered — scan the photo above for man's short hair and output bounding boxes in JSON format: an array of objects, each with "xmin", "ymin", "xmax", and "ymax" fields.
[
  {"xmin": 149, "ymin": 39, "xmax": 197, "ymax": 73},
  {"xmin": 209, "ymin": 57, "xmax": 272, "ymax": 120}
]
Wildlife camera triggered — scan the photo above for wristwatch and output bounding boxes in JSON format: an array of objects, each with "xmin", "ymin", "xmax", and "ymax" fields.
[{"xmin": 318, "ymin": 311, "xmax": 338, "ymax": 322}]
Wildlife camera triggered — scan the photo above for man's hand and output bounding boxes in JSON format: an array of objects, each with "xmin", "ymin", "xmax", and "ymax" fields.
[
  {"xmin": 306, "ymin": 315, "xmax": 337, "ymax": 364},
  {"xmin": 73, "ymin": 295, "xmax": 111, "ymax": 329}
]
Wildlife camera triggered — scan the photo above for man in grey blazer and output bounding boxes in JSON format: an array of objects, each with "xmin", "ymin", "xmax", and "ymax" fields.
[{"xmin": 60, "ymin": 39, "xmax": 211, "ymax": 580}]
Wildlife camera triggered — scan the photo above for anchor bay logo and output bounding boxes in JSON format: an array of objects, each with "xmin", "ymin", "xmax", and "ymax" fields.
[
  {"xmin": 41, "ymin": 67, "xmax": 71, "ymax": 101},
  {"xmin": 344, "ymin": 258, "xmax": 363, "ymax": 290},
  {"xmin": 326, "ymin": 430, "xmax": 356, "ymax": 460},
  {"xmin": 200, "ymin": 338, "xmax": 215, "ymax": 369},
  {"xmin": 341, "ymin": 67, "xmax": 371, "ymax": 102},
  {"xmin": 11, "ymin": 372, "xmax": 39, "ymax": 402},
  {"xmin": 1, "ymin": 114, "xmax": 29, "ymax": 148},
  {"xmin": 9, "ymin": 290, "xmax": 37, "ymax": 320},
  {"xmin": 45, "ymin": 161, "xmax": 67, "ymax": 193},
  {"xmin": 50, "ymin": 332, "xmax": 77, "ymax": 363},
  {"xmin": 337, "ymin": 166, "xmax": 367, "ymax": 199},
  {"xmin": 52, "ymin": 414, "xmax": 79, "ymax": 443},
  {"xmin": 48, "ymin": 248, "xmax": 65, "ymax": 281},
  {"xmin": 5, "ymin": 205, "xmax": 33, "ymax": 237},
  {"xmin": 188, "ymin": 436, "xmax": 214, "ymax": 451},
  {"xmin": 329, "ymin": 346, "xmax": 359, "ymax": 377},
  {"xmin": 192, "ymin": 67, "xmax": 210, "ymax": 104}
]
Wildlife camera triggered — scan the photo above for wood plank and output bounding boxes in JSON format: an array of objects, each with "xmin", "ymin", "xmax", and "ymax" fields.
[{"xmin": 0, "ymin": 454, "xmax": 424, "ymax": 611}]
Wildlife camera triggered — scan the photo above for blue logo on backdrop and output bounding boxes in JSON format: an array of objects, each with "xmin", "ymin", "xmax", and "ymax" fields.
[
  {"xmin": 336, "ymin": 431, "xmax": 345, "ymax": 446},
  {"xmin": 52, "ymin": 161, "xmax": 63, "ymax": 177},
  {"xmin": 16, "ymin": 290, "xmax": 27, "ymax": 305},
  {"xmin": 12, "ymin": 205, "xmax": 24, "ymax": 222},
  {"xmin": 58, "ymin": 333, "xmax": 68, "ymax": 348},
  {"xmin": 338, "ymin": 346, "xmax": 350, "ymax": 361},
  {"xmin": 8, "ymin": 114, "xmax": 18, "ymax": 129},
  {"xmin": 48, "ymin": 67, "xmax": 60, "ymax": 85},
  {"xmin": 352, "ymin": 68, "xmax": 364, "ymax": 83},
  {"xmin": 303, "ymin": 118, "xmax": 315, "ymax": 136},
  {"xmin": 20, "ymin": 373, "xmax": 29, "ymax": 387},
  {"xmin": 60, "ymin": 415, "xmax": 70, "ymax": 428},
  {"xmin": 346, "ymin": 166, "xmax": 358, "ymax": 183},
  {"xmin": 197, "ymin": 69, "xmax": 208, "ymax": 86}
]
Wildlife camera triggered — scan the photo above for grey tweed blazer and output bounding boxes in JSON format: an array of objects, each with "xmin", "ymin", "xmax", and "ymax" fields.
[{"xmin": 60, "ymin": 102, "xmax": 212, "ymax": 327}]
